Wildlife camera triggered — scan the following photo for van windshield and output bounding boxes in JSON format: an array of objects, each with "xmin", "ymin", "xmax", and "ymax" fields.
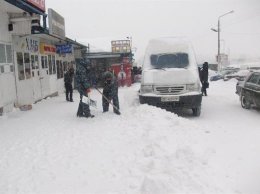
[{"xmin": 150, "ymin": 53, "xmax": 189, "ymax": 69}]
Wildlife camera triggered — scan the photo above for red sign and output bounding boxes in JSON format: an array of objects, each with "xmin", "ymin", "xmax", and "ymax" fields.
[
  {"xmin": 111, "ymin": 63, "xmax": 132, "ymax": 87},
  {"xmin": 40, "ymin": 43, "xmax": 56, "ymax": 54},
  {"xmin": 27, "ymin": 0, "xmax": 46, "ymax": 12},
  {"xmin": 44, "ymin": 45, "xmax": 56, "ymax": 53}
]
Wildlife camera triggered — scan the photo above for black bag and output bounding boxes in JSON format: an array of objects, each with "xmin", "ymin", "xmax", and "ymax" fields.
[{"xmin": 77, "ymin": 101, "xmax": 90, "ymax": 117}]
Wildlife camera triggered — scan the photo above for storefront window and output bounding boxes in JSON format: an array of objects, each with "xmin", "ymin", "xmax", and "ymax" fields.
[
  {"xmin": 31, "ymin": 55, "xmax": 35, "ymax": 69},
  {"xmin": 41, "ymin": 56, "xmax": 44, "ymax": 69},
  {"xmin": 56, "ymin": 60, "xmax": 60, "ymax": 79},
  {"xmin": 44, "ymin": 56, "xmax": 48, "ymax": 68},
  {"xmin": 35, "ymin": 55, "xmax": 39, "ymax": 69},
  {"xmin": 6, "ymin": 45, "xmax": 12, "ymax": 63},
  {"xmin": 57, "ymin": 60, "xmax": 63, "ymax": 79},
  {"xmin": 17, "ymin": 52, "xmax": 25, "ymax": 80},
  {"xmin": 24, "ymin": 53, "xmax": 31, "ymax": 79},
  {"xmin": 0, "ymin": 44, "xmax": 6, "ymax": 63},
  {"xmin": 10, "ymin": 65, "xmax": 14, "ymax": 72},
  {"xmin": 52, "ymin": 55, "xmax": 56, "ymax": 74},
  {"xmin": 0, "ymin": 44, "xmax": 12, "ymax": 64},
  {"xmin": 63, "ymin": 61, "xmax": 67, "ymax": 73},
  {"xmin": 48, "ymin": 55, "xmax": 52, "ymax": 74}
]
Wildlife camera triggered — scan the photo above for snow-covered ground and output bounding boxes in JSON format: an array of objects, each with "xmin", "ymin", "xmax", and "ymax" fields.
[{"xmin": 1, "ymin": 80, "xmax": 260, "ymax": 194}]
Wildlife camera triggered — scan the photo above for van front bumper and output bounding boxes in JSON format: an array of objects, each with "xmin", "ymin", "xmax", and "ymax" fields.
[{"xmin": 139, "ymin": 94, "xmax": 202, "ymax": 108}]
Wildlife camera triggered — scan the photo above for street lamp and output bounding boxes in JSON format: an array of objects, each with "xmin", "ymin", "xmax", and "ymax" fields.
[
  {"xmin": 126, "ymin": 36, "xmax": 132, "ymax": 51},
  {"xmin": 211, "ymin": 10, "xmax": 234, "ymax": 71}
]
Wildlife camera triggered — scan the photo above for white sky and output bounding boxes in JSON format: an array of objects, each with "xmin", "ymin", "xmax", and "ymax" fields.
[{"xmin": 45, "ymin": 0, "xmax": 260, "ymax": 64}]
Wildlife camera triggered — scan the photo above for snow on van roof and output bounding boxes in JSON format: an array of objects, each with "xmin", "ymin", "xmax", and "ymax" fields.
[
  {"xmin": 146, "ymin": 37, "xmax": 192, "ymax": 54},
  {"xmin": 143, "ymin": 37, "xmax": 197, "ymax": 69}
]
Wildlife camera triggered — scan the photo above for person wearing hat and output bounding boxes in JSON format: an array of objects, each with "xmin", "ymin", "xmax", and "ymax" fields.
[
  {"xmin": 200, "ymin": 62, "xmax": 209, "ymax": 96},
  {"xmin": 75, "ymin": 59, "xmax": 94, "ymax": 118},
  {"xmin": 102, "ymin": 67, "xmax": 120, "ymax": 115}
]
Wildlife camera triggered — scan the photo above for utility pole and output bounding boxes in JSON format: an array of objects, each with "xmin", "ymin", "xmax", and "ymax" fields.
[{"xmin": 211, "ymin": 10, "xmax": 234, "ymax": 71}]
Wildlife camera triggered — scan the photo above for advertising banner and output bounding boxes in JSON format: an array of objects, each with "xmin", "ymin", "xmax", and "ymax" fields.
[
  {"xmin": 56, "ymin": 44, "xmax": 72, "ymax": 54},
  {"xmin": 111, "ymin": 40, "xmax": 131, "ymax": 53}
]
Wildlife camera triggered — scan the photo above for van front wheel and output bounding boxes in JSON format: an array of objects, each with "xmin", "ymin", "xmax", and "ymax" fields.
[
  {"xmin": 192, "ymin": 106, "xmax": 201, "ymax": 117},
  {"xmin": 139, "ymin": 96, "xmax": 145, "ymax": 104}
]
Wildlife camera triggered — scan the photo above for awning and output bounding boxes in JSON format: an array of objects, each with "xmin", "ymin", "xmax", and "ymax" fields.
[{"xmin": 31, "ymin": 32, "xmax": 88, "ymax": 49}]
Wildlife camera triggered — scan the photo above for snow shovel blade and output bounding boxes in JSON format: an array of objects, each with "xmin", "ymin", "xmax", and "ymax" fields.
[{"xmin": 89, "ymin": 98, "xmax": 97, "ymax": 108}]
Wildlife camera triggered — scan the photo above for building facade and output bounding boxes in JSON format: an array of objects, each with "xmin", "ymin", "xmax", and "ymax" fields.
[{"xmin": 0, "ymin": 0, "xmax": 87, "ymax": 114}]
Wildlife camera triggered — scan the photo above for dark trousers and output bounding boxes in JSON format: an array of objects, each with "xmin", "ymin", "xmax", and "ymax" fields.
[
  {"xmin": 102, "ymin": 93, "xmax": 119, "ymax": 113},
  {"xmin": 201, "ymin": 81, "xmax": 208, "ymax": 96},
  {"xmin": 65, "ymin": 83, "xmax": 73, "ymax": 101}
]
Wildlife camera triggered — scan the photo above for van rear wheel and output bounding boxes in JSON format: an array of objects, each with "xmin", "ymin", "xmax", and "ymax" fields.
[{"xmin": 192, "ymin": 106, "xmax": 201, "ymax": 117}]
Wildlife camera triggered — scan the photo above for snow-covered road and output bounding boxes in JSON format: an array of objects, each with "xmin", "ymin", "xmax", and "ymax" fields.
[{"xmin": 0, "ymin": 80, "xmax": 260, "ymax": 194}]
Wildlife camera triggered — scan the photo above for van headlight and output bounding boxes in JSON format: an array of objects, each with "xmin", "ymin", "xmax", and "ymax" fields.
[
  {"xmin": 186, "ymin": 83, "xmax": 199, "ymax": 92},
  {"xmin": 141, "ymin": 85, "xmax": 153, "ymax": 93}
]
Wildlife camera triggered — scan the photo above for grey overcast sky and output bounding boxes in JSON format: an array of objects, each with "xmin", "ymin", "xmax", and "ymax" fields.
[{"xmin": 46, "ymin": 0, "xmax": 260, "ymax": 64}]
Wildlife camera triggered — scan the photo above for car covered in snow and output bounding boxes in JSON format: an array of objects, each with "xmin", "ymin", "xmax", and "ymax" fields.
[
  {"xmin": 210, "ymin": 68, "xmax": 240, "ymax": 82},
  {"xmin": 210, "ymin": 73, "xmax": 223, "ymax": 81},
  {"xmin": 139, "ymin": 37, "xmax": 202, "ymax": 116},
  {"xmin": 224, "ymin": 69, "xmax": 250, "ymax": 81},
  {"xmin": 236, "ymin": 71, "xmax": 260, "ymax": 109}
]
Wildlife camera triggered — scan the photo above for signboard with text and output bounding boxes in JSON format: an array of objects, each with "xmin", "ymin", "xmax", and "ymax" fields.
[
  {"xmin": 111, "ymin": 40, "xmax": 131, "ymax": 53},
  {"xmin": 18, "ymin": 37, "xmax": 39, "ymax": 53},
  {"xmin": 23, "ymin": 0, "xmax": 46, "ymax": 12},
  {"xmin": 56, "ymin": 44, "xmax": 72, "ymax": 54},
  {"xmin": 48, "ymin": 9, "xmax": 65, "ymax": 38},
  {"xmin": 40, "ymin": 43, "xmax": 56, "ymax": 54}
]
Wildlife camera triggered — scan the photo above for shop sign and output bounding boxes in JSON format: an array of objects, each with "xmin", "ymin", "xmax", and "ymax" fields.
[
  {"xmin": 23, "ymin": 0, "xmax": 46, "ymax": 12},
  {"xmin": 48, "ymin": 9, "xmax": 65, "ymax": 38},
  {"xmin": 56, "ymin": 44, "xmax": 72, "ymax": 54},
  {"xmin": 40, "ymin": 43, "xmax": 56, "ymax": 54},
  {"xmin": 19, "ymin": 37, "xmax": 39, "ymax": 53}
]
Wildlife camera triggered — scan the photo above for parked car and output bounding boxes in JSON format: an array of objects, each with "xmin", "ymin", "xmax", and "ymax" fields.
[
  {"xmin": 210, "ymin": 68, "xmax": 240, "ymax": 81},
  {"xmin": 210, "ymin": 74, "xmax": 223, "ymax": 81},
  {"xmin": 224, "ymin": 70, "xmax": 250, "ymax": 81},
  {"xmin": 236, "ymin": 71, "xmax": 260, "ymax": 109}
]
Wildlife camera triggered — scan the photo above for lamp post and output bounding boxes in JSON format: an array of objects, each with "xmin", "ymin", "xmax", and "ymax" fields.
[{"xmin": 211, "ymin": 10, "xmax": 234, "ymax": 71}]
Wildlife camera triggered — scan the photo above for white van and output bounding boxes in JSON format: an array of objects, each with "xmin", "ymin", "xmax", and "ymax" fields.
[{"xmin": 139, "ymin": 37, "xmax": 202, "ymax": 116}]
